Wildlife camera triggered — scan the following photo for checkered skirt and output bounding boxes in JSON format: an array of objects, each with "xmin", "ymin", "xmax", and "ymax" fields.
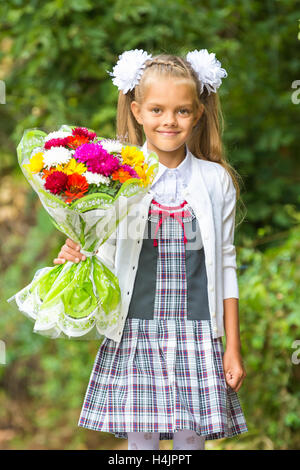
[{"xmin": 78, "ymin": 200, "xmax": 248, "ymax": 440}]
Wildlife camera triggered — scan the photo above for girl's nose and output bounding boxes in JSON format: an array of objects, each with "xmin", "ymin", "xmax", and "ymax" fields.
[{"xmin": 163, "ymin": 113, "xmax": 177, "ymax": 126}]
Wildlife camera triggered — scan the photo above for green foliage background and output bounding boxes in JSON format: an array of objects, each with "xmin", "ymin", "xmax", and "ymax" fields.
[{"xmin": 0, "ymin": 0, "xmax": 299, "ymax": 450}]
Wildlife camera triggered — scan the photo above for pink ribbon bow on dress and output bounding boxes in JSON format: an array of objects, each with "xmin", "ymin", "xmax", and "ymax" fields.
[{"xmin": 149, "ymin": 199, "xmax": 191, "ymax": 247}]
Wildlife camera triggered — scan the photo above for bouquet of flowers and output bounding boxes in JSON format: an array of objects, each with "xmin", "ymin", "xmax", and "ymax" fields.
[{"xmin": 8, "ymin": 125, "xmax": 158, "ymax": 340}]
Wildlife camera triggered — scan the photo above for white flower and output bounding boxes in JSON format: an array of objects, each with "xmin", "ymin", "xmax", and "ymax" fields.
[
  {"xmin": 43, "ymin": 146, "xmax": 72, "ymax": 169},
  {"xmin": 186, "ymin": 49, "xmax": 227, "ymax": 94},
  {"xmin": 83, "ymin": 171, "xmax": 110, "ymax": 186},
  {"xmin": 100, "ymin": 139, "xmax": 123, "ymax": 154},
  {"xmin": 107, "ymin": 49, "xmax": 152, "ymax": 94},
  {"xmin": 44, "ymin": 131, "xmax": 73, "ymax": 142}
]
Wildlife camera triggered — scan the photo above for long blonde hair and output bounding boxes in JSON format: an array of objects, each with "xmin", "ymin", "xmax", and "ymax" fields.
[{"xmin": 115, "ymin": 53, "xmax": 245, "ymax": 225}]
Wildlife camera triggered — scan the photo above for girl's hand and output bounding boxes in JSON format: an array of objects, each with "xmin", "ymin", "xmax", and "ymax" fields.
[
  {"xmin": 53, "ymin": 238, "xmax": 87, "ymax": 264},
  {"xmin": 222, "ymin": 348, "xmax": 247, "ymax": 393}
]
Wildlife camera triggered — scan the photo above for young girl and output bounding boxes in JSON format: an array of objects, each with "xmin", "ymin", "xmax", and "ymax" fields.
[{"xmin": 53, "ymin": 49, "xmax": 248, "ymax": 450}]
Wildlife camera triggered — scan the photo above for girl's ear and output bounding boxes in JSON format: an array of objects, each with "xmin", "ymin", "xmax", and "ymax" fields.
[{"xmin": 131, "ymin": 100, "xmax": 143, "ymax": 125}]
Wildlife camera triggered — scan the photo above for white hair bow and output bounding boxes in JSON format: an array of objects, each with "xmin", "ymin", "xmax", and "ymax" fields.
[
  {"xmin": 186, "ymin": 49, "xmax": 227, "ymax": 94},
  {"xmin": 107, "ymin": 48, "xmax": 227, "ymax": 95},
  {"xmin": 107, "ymin": 49, "xmax": 152, "ymax": 94}
]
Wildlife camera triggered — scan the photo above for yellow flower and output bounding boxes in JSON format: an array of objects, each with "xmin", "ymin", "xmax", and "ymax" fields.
[
  {"xmin": 23, "ymin": 151, "xmax": 44, "ymax": 173},
  {"xmin": 135, "ymin": 163, "xmax": 156, "ymax": 187},
  {"xmin": 121, "ymin": 146, "xmax": 145, "ymax": 167},
  {"xmin": 56, "ymin": 158, "xmax": 87, "ymax": 175}
]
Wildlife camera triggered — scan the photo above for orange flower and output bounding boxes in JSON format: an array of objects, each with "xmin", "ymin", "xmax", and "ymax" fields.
[
  {"xmin": 42, "ymin": 167, "xmax": 56, "ymax": 179},
  {"xmin": 111, "ymin": 168, "xmax": 132, "ymax": 183},
  {"xmin": 63, "ymin": 173, "xmax": 89, "ymax": 203},
  {"xmin": 66, "ymin": 135, "xmax": 90, "ymax": 150}
]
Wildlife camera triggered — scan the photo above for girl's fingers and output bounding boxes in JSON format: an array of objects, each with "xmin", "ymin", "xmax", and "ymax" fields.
[
  {"xmin": 53, "ymin": 257, "xmax": 65, "ymax": 265},
  {"xmin": 62, "ymin": 244, "xmax": 79, "ymax": 257},
  {"xmin": 66, "ymin": 238, "xmax": 81, "ymax": 251},
  {"xmin": 53, "ymin": 239, "xmax": 86, "ymax": 265},
  {"xmin": 228, "ymin": 371, "xmax": 246, "ymax": 392},
  {"xmin": 61, "ymin": 245, "xmax": 86, "ymax": 262},
  {"xmin": 61, "ymin": 250, "xmax": 80, "ymax": 263}
]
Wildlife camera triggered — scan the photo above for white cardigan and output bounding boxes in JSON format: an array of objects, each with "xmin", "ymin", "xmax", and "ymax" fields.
[{"xmin": 96, "ymin": 142, "xmax": 239, "ymax": 343}]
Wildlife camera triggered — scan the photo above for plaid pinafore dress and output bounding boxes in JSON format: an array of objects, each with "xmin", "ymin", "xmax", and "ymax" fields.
[{"xmin": 78, "ymin": 199, "xmax": 248, "ymax": 441}]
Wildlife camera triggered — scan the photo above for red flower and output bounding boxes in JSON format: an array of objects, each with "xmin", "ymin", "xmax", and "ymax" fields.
[
  {"xmin": 63, "ymin": 173, "xmax": 89, "ymax": 203},
  {"xmin": 66, "ymin": 134, "xmax": 90, "ymax": 150},
  {"xmin": 44, "ymin": 171, "xmax": 68, "ymax": 194},
  {"xmin": 44, "ymin": 137, "xmax": 70, "ymax": 149},
  {"xmin": 72, "ymin": 127, "xmax": 97, "ymax": 140}
]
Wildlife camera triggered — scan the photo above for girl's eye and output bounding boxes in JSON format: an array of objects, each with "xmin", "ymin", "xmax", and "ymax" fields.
[{"xmin": 151, "ymin": 108, "xmax": 190, "ymax": 114}]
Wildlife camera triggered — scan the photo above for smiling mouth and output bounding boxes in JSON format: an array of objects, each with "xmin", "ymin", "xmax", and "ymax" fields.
[{"xmin": 157, "ymin": 131, "xmax": 180, "ymax": 135}]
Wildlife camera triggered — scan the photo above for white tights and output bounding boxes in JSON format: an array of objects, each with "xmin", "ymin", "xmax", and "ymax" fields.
[{"xmin": 127, "ymin": 430, "xmax": 205, "ymax": 450}]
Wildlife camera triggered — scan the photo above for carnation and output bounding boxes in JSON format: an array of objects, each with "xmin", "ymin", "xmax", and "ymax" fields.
[
  {"xmin": 83, "ymin": 171, "xmax": 110, "ymax": 186},
  {"xmin": 43, "ymin": 146, "xmax": 72, "ymax": 169}
]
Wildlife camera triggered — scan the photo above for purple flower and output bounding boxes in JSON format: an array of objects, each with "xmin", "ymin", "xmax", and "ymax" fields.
[{"xmin": 74, "ymin": 142, "xmax": 121, "ymax": 176}]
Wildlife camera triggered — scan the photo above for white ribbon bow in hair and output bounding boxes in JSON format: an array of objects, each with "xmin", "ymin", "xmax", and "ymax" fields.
[
  {"xmin": 107, "ymin": 49, "xmax": 152, "ymax": 94},
  {"xmin": 186, "ymin": 49, "xmax": 227, "ymax": 94},
  {"xmin": 107, "ymin": 48, "xmax": 227, "ymax": 95}
]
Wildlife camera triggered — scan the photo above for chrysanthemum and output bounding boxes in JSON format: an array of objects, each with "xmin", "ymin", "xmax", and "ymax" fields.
[
  {"xmin": 83, "ymin": 171, "xmax": 110, "ymax": 186},
  {"xmin": 74, "ymin": 143, "xmax": 120, "ymax": 176},
  {"xmin": 24, "ymin": 151, "xmax": 44, "ymax": 173},
  {"xmin": 44, "ymin": 171, "xmax": 68, "ymax": 194},
  {"xmin": 63, "ymin": 173, "xmax": 89, "ymax": 203},
  {"xmin": 74, "ymin": 142, "xmax": 106, "ymax": 163},
  {"xmin": 100, "ymin": 139, "xmax": 123, "ymax": 154},
  {"xmin": 121, "ymin": 146, "xmax": 145, "ymax": 166},
  {"xmin": 56, "ymin": 158, "xmax": 87, "ymax": 175},
  {"xmin": 44, "ymin": 131, "xmax": 72, "ymax": 142},
  {"xmin": 89, "ymin": 154, "xmax": 120, "ymax": 176},
  {"xmin": 43, "ymin": 146, "xmax": 72, "ymax": 169}
]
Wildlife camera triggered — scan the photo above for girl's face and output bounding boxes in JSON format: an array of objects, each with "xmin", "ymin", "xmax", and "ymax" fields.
[{"xmin": 131, "ymin": 78, "xmax": 203, "ymax": 161}]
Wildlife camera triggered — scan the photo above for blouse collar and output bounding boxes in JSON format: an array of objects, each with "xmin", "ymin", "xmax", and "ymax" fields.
[{"xmin": 141, "ymin": 141, "xmax": 192, "ymax": 188}]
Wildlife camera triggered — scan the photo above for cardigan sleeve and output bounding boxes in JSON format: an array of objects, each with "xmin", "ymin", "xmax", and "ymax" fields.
[{"xmin": 221, "ymin": 168, "xmax": 239, "ymax": 299}]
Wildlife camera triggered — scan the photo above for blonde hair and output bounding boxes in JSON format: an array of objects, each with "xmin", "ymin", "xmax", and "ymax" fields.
[{"xmin": 115, "ymin": 53, "xmax": 245, "ymax": 226}]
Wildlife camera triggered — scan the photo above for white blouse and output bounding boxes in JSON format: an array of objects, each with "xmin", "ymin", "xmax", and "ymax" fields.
[{"xmin": 150, "ymin": 145, "xmax": 192, "ymax": 205}]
